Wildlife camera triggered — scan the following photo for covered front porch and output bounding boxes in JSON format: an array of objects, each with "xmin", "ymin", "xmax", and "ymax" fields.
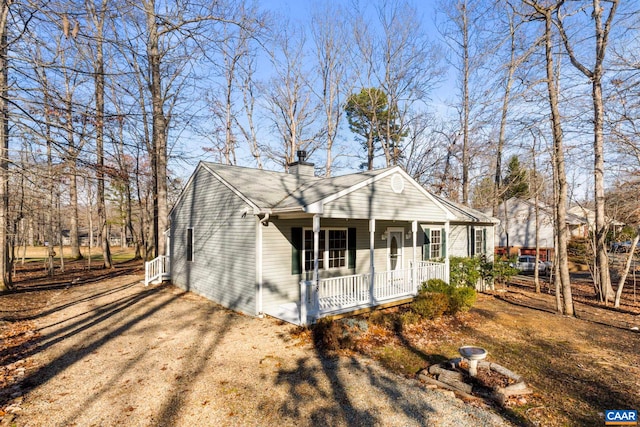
[
  {"xmin": 298, "ymin": 260, "xmax": 448, "ymax": 324},
  {"xmin": 278, "ymin": 216, "xmax": 450, "ymax": 325}
]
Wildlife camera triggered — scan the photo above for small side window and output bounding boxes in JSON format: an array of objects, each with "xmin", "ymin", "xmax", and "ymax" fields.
[
  {"xmin": 475, "ymin": 228, "xmax": 485, "ymax": 255},
  {"xmin": 187, "ymin": 228, "xmax": 194, "ymax": 262}
]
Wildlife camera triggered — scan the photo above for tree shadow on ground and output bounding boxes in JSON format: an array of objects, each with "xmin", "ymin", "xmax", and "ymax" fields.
[
  {"xmin": 2, "ymin": 281, "xmax": 180, "ymax": 410},
  {"xmin": 462, "ymin": 302, "xmax": 640, "ymax": 427}
]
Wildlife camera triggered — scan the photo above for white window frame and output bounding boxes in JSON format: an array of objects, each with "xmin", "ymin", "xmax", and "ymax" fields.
[
  {"xmin": 186, "ymin": 227, "xmax": 194, "ymax": 262},
  {"xmin": 430, "ymin": 229, "xmax": 441, "ymax": 259},
  {"xmin": 302, "ymin": 227, "xmax": 348, "ymax": 272},
  {"xmin": 475, "ymin": 228, "xmax": 485, "ymax": 255}
]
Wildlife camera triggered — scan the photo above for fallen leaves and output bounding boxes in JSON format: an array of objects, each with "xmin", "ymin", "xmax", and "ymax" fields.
[{"xmin": 0, "ymin": 319, "xmax": 40, "ymax": 421}]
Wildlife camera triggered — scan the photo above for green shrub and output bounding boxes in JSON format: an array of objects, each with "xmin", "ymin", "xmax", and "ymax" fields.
[
  {"xmin": 447, "ymin": 286, "xmax": 477, "ymax": 313},
  {"xmin": 568, "ymin": 237, "xmax": 589, "ymax": 257},
  {"xmin": 449, "ymin": 256, "xmax": 482, "ymax": 288},
  {"xmin": 414, "ymin": 278, "xmax": 477, "ymax": 317},
  {"xmin": 397, "ymin": 310, "xmax": 423, "ymax": 326},
  {"xmin": 411, "ymin": 292, "xmax": 450, "ymax": 319},
  {"xmin": 492, "ymin": 258, "xmax": 519, "ymax": 286},
  {"xmin": 420, "ymin": 278, "xmax": 449, "ymax": 294}
]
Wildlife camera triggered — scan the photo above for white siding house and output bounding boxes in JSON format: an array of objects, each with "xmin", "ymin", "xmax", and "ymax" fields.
[
  {"xmin": 157, "ymin": 157, "xmax": 499, "ymax": 325},
  {"xmin": 489, "ymin": 197, "xmax": 587, "ymax": 261}
]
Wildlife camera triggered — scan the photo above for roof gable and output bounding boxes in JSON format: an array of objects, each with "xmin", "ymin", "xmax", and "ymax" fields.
[{"xmin": 175, "ymin": 163, "xmax": 488, "ymax": 223}]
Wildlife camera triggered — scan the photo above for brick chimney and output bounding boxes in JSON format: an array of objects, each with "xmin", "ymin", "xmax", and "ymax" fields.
[{"xmin": 288, "ymin": 150, "xmax": 314, "ymax": 177}]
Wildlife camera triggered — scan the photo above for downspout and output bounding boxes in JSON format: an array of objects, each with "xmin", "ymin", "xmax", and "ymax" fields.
[
  {"xmin": 259, "ymin": 212, "xmax": 270, "ymax": 225},
  {"xmin": 256, "ymin": 215, "xmax": 263, "ymax": 317}
]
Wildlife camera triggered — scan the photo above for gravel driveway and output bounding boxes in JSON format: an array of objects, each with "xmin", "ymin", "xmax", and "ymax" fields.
[{"xmin": 9, "ymin": 273, "xmax": 511, "ymax": 426}]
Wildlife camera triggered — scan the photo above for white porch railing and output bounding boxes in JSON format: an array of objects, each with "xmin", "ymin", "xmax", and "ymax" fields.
[
  {"xmin": 145, "ymin": 255, "xmax": 170, "ymax": 286},
  {"xmin": 413, "ymin": 260, "xmax": 448, "ymax": 286},
  {"xmin": 302, "ymin": 260, "xmax": 447, "ymax": 323}
]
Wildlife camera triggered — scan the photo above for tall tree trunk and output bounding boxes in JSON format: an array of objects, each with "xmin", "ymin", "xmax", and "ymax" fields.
[
  {"xmin": 40, "ymin": 66, "xmax": 56, "ymax": 276},
  {"xmin": 539, "ymin": 3, "xmax": 574, "ymax": 315},
  {"xmin": 90, "ymin": 0, "xmax": 112, "ymax": 268},
  {"xmin": 69, "ymin": 169, "xmax": 81, "ymax": 259},
  {"xmin": 556, "ymin": 0, "xmax": 618, "ymax": 302},
  {"xmin": 145, "ymin": 0, "xmax": 168, "ymax": 257},
  {"xmin": 460, "ymin": 0, "xmax": 470, "ymax": 204},
  {"xmin": 0, "ymin": 3, "xmax": 10, "ymax": 290},
  {"xmin": 66, "ymin": 96, "xmax": 82, "ymax": 260},
  {"xmin": 592, "ymin": 74, "xmax": 613, "ymax": 300}
]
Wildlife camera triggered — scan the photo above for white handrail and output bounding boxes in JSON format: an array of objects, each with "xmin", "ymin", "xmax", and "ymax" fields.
[
  {"xmin": 308, "ymin": 261, "xmax": 448, "ymax": 318},
  {"xmin": 144, "ymin": 255, "xmax": 170, "ymax": 286}
]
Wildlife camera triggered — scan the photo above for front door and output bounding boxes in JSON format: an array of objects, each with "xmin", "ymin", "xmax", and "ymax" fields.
[{"xmin": 387, "ymin": 229, "xmax": 404, "ymax": 272}]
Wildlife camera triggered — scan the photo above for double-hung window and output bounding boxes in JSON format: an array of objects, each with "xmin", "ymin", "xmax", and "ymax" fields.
[
  {"xmin": 304, "ymin": 230, "xmax": 325, "ymax": 271},
  {"xmin": 303, "ymin": 228, "xmax": 347, "ymax": 271},
  {"xmin": 475, "ymin": 228, "xmax": 485, "ymax": 255},
  {"xmin": 430, "ymin": 229, "xmax": 441, "ymax": 259}
]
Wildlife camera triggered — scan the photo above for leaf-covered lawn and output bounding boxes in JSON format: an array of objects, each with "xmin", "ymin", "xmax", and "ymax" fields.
[{"xmin": 319, "ymin": 282, "xmax": 640, "ymax": 427}]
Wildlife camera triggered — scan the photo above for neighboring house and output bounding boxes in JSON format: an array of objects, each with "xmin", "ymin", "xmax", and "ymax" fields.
[
  {"xmin": 567, "ymin": 205, "xmax": 625, "ymax": 234},
  {"xmin": 434, "ymin": 195, "xmax": 500, "ymax": 260},
  {"xmin": 489, "ymin": 197, "xmax": 587, "ymax": 261},
  {"xmin": 61, "ymin": 229, "xmax": 121, "ymax": 247},
  {"xmin": 61, "ymin": 229, "xmax": 92, "ymax": 247},
  {"xmin": 156, "ymin": 154, "xmax": 498, "ymax": 325}
]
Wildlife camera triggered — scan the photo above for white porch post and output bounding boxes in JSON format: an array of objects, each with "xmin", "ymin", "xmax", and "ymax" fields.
[
  {"xmin": 313, "ymin": 215, "xmax": 320, "ymax": 285},
  {"xmin": 369, "ymin": 218, "xmax": 376, "ymax": 303},
  {"xmin": 445, "ymin": 220, "xmax": 451, "ymax": 283},
  {"xmin": 412, "ymin": 220, "xmax": 417, "ymax": 294},
  {"xmin": 299, "ymin": 280, "xmax": 307, "ymax": 326}
]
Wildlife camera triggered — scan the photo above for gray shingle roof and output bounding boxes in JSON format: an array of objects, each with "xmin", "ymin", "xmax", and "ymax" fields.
[
  {"xmin": 431, "ymin": 194, "xmax": 500, "ymax": 224},
  {"xmin": 198, "ymin": 162, "xmax": 498, "ymax": 225},
  {"xmin": 202, "ymin": 162, "xmax": 391, "ymax": 210}
]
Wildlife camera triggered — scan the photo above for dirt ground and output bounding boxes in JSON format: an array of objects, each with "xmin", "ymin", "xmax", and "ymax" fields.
[
  {"xmin": 1, "ymin": 260, "xmax": 639, "ymax": 426},
  {"xmin": 0, "ymin": 261, "xmax": 510, "ymax": 427}
]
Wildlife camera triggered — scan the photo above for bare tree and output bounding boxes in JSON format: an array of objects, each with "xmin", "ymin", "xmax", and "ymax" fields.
[
  {"xmin": 263, "ymin": 21, "xmax": 321, "ymax": 169},
  {"xmin": 310, "ymin": 2, "xmax": 350, "ymax": 177},
  {"xmin": 235, "ymin": 52, "xmax": 262, "ymax": 168},
  {"xmin": 523, "ymin": 0, "xmax": 574, "ymax": 316},
  {"xmin": 207, "ymin": 3, "xmax": 265, "ymax": 166},
  {"xmin": 437, "ymin": 0, "xmax": 488, "ymax": 204},
  {"xmin": 492, "ymin": 3, "xmax": 542, "ymax": 216},
  {"xmin": 555, "ymin": 0, "xmax": 619, "ymax": 302},
  {"xmin": 92, "ymin": 0, "xmax": 112, "ymax": 267},
  {"xmin": 0, "ymin": 0, "xmax": 11, "ymax": 289},
  {"xmin": 375, "ymin": 0, "xmax": 442, "ymax": 168}
]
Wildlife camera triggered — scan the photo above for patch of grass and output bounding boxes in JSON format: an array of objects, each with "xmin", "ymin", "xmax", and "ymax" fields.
[
  {"xmin": 13, "ymin": 246, "xmax": 137, "ymax": 264},
  {"xmin": 376, "ymin": 345, "xmax": 425, "ymax": 377}
]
